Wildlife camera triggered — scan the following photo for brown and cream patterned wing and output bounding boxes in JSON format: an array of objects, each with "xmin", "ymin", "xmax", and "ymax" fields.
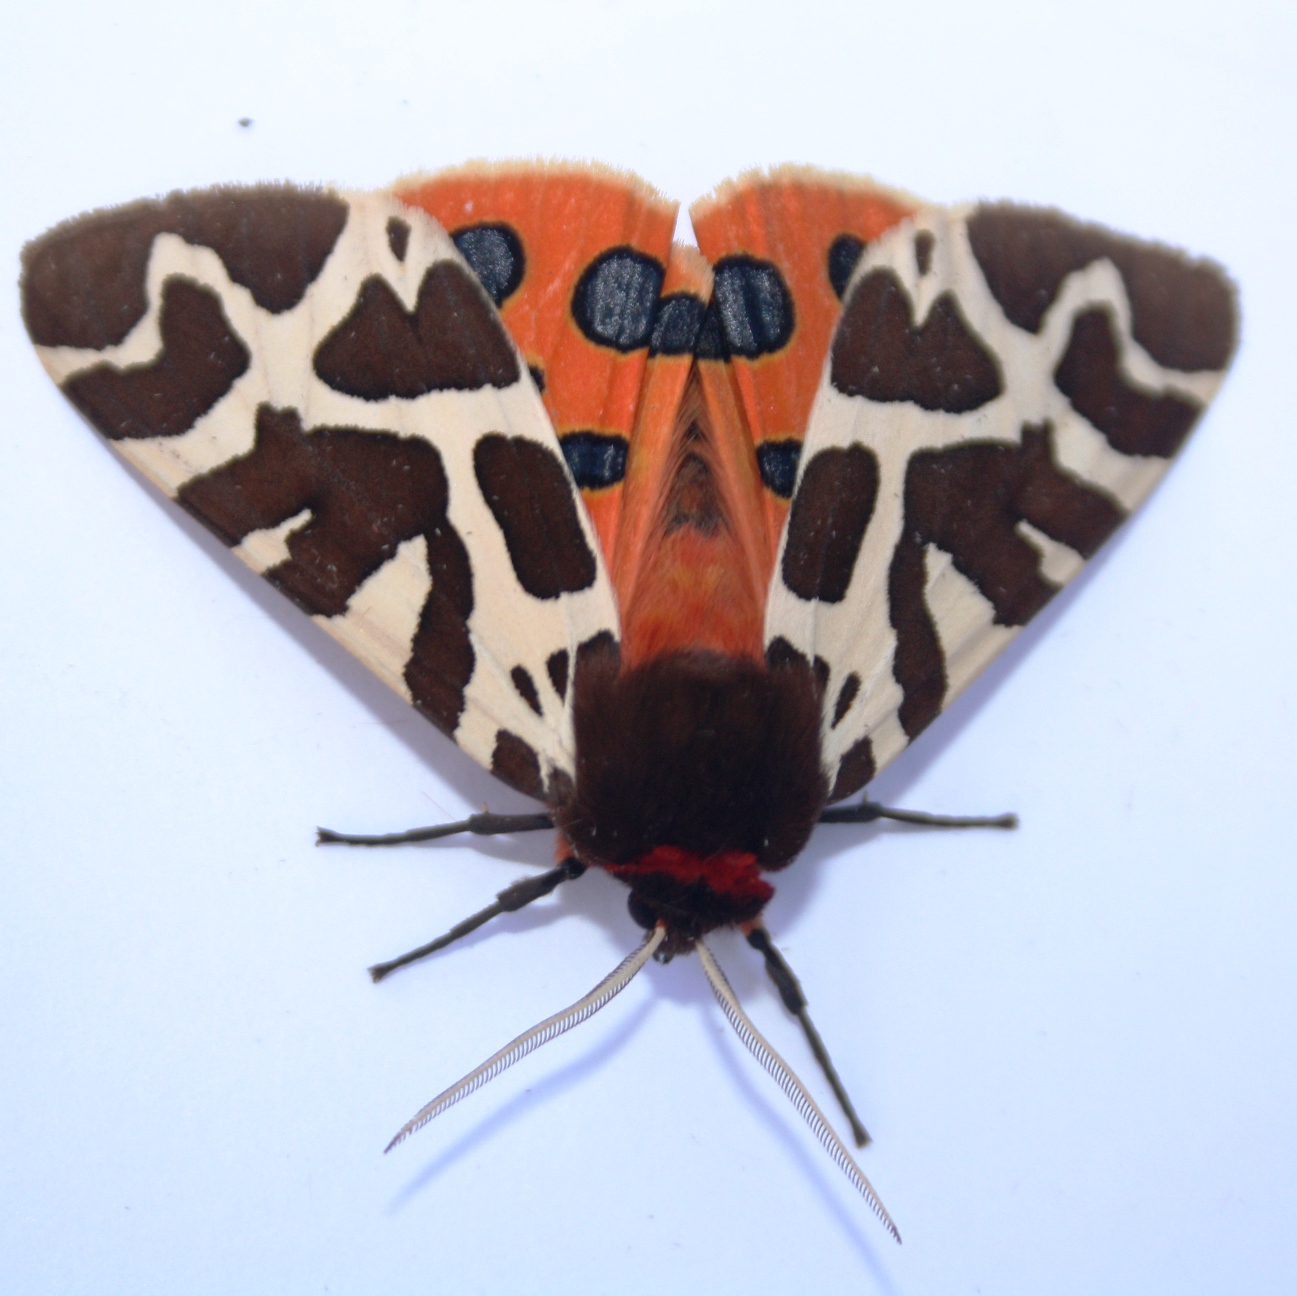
[
  {"xmin": 21, "ymin": 184, "xmax": 620, "ymax": 801},
  {"xmin": 764, "ymin": 202, "xmax": 1238, "ymax": 802}
]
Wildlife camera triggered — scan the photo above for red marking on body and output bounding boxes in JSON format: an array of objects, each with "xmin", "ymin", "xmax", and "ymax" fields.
[{"xmin": 605, "ymin": 846, "xmax": 774, "ymax": 907}]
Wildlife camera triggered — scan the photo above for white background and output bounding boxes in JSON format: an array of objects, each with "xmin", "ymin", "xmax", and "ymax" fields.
[{"xmin": 2, "ymin": 2, "xmax": 1294, "ymax": 1292}]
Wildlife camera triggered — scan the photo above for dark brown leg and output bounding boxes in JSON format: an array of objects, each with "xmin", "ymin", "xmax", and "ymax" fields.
[
  {"xmin": 318, "ymin": 809, "xmax": 554, "ymax": 847},
  {"xmin": 745, "ymin": 924, "xmax": 872, "ymax": 1148},
  {"xmin": 368, "ymin": 857, "xmax": 586, "ymax": 982}
]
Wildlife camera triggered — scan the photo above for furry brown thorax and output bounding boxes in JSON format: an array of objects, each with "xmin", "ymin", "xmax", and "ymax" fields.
[{"xmin": 557, "ymin": 647, "xmax": 828, "ymax": 952}]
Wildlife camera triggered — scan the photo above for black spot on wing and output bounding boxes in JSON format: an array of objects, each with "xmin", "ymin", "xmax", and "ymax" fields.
[
  {"xmin": 406, "ymin": 524, "xmax": 476, "ymax": 735},
  {"xmin": 831, "ymin": 269, "xmax": 1002, "ymax": 413},
  {"xmin": 572, "ymin": 247, "xmax": 664, "ymax": 351},
  {"xmin": 889, "ymin": 421, "xmax": 1126, "ymax": 739},
  {"xmin": 452, "ymin": 222, "xmax": 524, "ymax": 307},
  {"xmin": 649, "ymin": 293, "xmax": 706, "ymax": 356},
  {"xmin": 176, "ymin": 402, "xmax": 475, "ymax": 735},
  {"xmin": 1054, "ymin": 309, "xmax": 1202, "ymax": 458},
  {"xmin": 62, "ymin": 277, "xmax": 248, "ymax": 440},
  {"xmin": 21, "ymin": 185, "xmax": 348, "ymax": 350},
  {"xmin": 547, "ymin": 649, "xmax": 570, "ymax": 701},
  {"xmin": 827, "ymin": 234, "xmax": 866, "ymax": 301},
  {"xmin": 712, "ymin": 256, "xmax": 794, "ymax": 359},
  {"xmin": 914, "ymin": 230, "xmax": 935, "ymax": 275},
  {"xmin": 966, "ymin": 203, "xmax": 1237, "ymax": 373},
  {"xmin": 887, "ymin": 529, "xmax": 946, "ymax": 741},
  {"xmin": 386, "ymin": 217, "xmax": 410, "ymax": 262},
  {"xmin": 511, "ymin": 666, "xmax": 543, "ymax": 715},
  {"xmin": 831, "ymin": 674, "xmax": 860, "ymax": 728},
  {"xmin": 528, "ymin": 365, "xmax": 546, "ymax": 393},
  {"xmin": 829, "ymin": 736, "xmax": 876, "ymax": 802},
  {"xmin": 180, "ymin": 404, "xmax": 450, "ymax": 616},
  {"xmin": 314, "ymin": 262, "xmax": 520, "ymax": 398},
  {"xmin": 559, "ymin": 431, "xmax": 629, "ymax": 490},
  {"xmin": 693, "ymin": 300, "xmax": 728, "ymax": 360},
  {"xmin": 474, "ymin": 434, "xmax": 598, "ymax": 598},
  {"xmin": 492, "ymin": 730, "xmax": 545, "ymax": 800},
  {"xmin": 756, "ymin": 439, "xmax": 802, "ymax": 499},
  {"xmin": 781, "ymin": 444, "xmax": 880, "ymax": 604}
]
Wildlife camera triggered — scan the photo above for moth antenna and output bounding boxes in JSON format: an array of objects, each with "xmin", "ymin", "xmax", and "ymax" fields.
[
  {"xmin": 696, "ymin": 940, "xmax": 901, "ymax": 1244},
  {"xmin": 385, "ymin": 924, "xmax": 665, "ymax": 1153}
]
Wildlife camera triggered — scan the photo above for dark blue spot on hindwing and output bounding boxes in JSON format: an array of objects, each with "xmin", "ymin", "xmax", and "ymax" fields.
[
  {"xmin": 831, "ymin": 269, "xmax": 1002, "ymax": 412},
  {"xmin": 474, "ymin": 434, "xmax": 598, "ymax": 598},
  {"xmin": 756, "ymin": 440, "xmax": 802, "ymax": 499},
  {"xmin": 571, "ymin": 248, "xmax": 664, "ymax": 351},
  {"xmin": 314, "ymin": 262, "xmax": 520, "ymax": 398},
  {"xmin": 649, "ymin": 293, "xmax": 706, "ymax": 356},
  {"xmin": 712, "ymin": 256, "xmax": 794, "ymax": 359},
  {"xmin": 781, "ymin": 445, "xmax": 880, "ymax": 603},
  {"xmin": 62, "ymin": 277, "xmax": 249, "ymax": 440},
  {"xmin": 560, "ymin": 431, "xmax": 629, "ymax": 491},
  {"xmin": 693, "ymin": 300, "xmax": 728, "ymax": 360},
  {"xmin": 827, "ymin": 234, "xmax": 866, "ymax": 300},
  {"xmin": 452, "ymin": 223, "xmax": 525, "ymax": 307}
]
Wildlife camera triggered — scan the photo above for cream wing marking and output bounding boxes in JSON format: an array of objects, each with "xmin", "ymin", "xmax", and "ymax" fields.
[{"xmin": 26, "ymin": 186, "xmax": 620, "ymax": 796}]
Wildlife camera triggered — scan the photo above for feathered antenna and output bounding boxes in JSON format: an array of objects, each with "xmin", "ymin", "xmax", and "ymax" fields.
[
  {"xmin": 696, "ymin": 939, "xmax": 901, "ymax": 1244},
  {"xmin": 385, "ymin": 924, "xmax": 665, "ymax": 1152}
]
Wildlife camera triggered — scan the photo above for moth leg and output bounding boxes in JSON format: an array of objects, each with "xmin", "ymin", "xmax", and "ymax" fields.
[
  {"xmin": 317, "ymin": 810, "xmax": 554, "ymax": 847},
  {"xmin": 368, "ymin": 857, "xmax": 586, "ymax": 983},
  {"xmin": 744, "ymin": 924, "xmax": 872, "ymax": 1148},
  {"xmin": 819, "ymin": 798, "xmax": 1017, "ymax": 830}
]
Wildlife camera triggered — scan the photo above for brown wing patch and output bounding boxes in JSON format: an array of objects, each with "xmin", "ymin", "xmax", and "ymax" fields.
[
  {"xmin": 21, "ymin": 185, "xmax": 348, "ymax": 349},
  {"xmin": 966, "ymin": 203, "xmax": 1237, "ymax": 372},
  {"xmin": 491, "ymin": 730, "xmax": 545, "ymax": 799},
  {"xmin": 385, "ymin": 217, "xmax": 411, "ymax": 261},
  {"xmin": 313, "ymin": 263, "xmax": 519, "ymax": 398},
  {"xmin": 1054, "ymin": 309, "xmax": 1202, "ymax": 458},
  {"xmin": 62, "ymin": 278, "xmax": 248, "ymax": 440},
  {"xmin": 179, "ymin": 403, "xmax": 477, "ymax": 736},
  {"xmin": 831, "ymin": 269, "xmax": 1002, "ymax": 413},
  {"xmin": 781, "ymin": 444, "xmax": 880, "ymax": 603},
  {"xmin": 510, "ymin": 666, "xmax": 543, "ymax": 715},
  {"xmin": 179, "ymin": 404, "xmax": 457, "ymax": 617},
  {"xmin": 890, "ymin": 422, "xmax": 1126, "ymax": 738},
  {"xmin": 473, "ymin": 434, "xmax": 598, "ymax": 598},
  {"xmin": 828, "ymin": 735, "xmax": 876, "ymax": 802}
]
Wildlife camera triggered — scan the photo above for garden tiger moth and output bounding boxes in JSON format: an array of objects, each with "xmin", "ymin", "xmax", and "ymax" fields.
[{"xmin": 19, "ymin": 161, "xmax": 1237, "ymax": 1241}]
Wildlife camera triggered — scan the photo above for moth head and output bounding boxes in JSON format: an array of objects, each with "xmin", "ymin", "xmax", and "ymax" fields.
[{"xmin": 558, "ymin": 646, "xmax": 828, "ymax": 951}]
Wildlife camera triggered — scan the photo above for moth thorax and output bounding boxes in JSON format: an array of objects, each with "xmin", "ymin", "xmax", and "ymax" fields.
[{"xmin": 559, "ymin": 647, "xmax": 829, "ymax": 949}]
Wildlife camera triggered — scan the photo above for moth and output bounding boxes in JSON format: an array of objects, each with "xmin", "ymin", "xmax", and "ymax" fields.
[{"xmin": 20, "ymin": 163, "xmax": 1237, "ymax": 1240}]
